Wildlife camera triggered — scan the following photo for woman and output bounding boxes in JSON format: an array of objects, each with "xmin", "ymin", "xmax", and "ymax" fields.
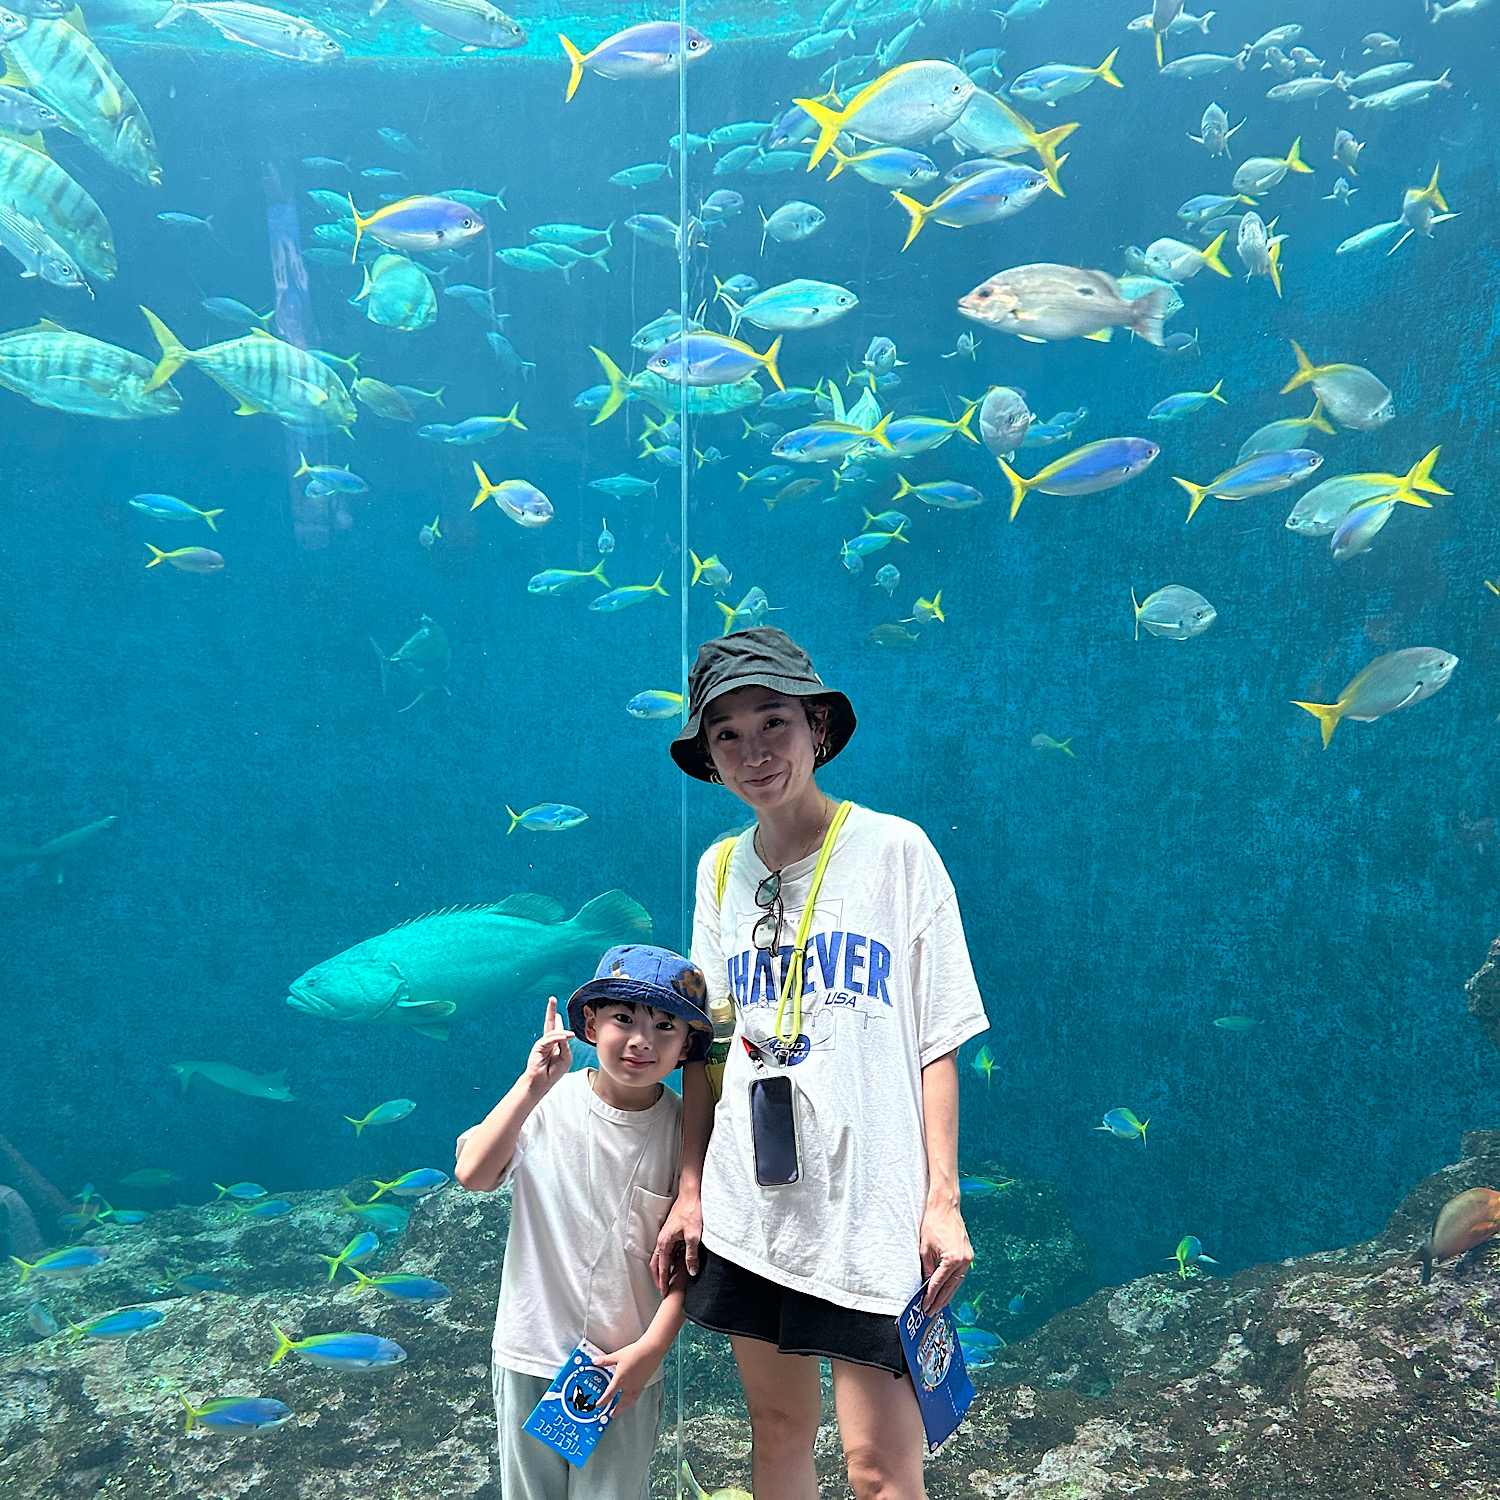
[{"xmin": 654, "ymin": 626, "xmax": 989, "ymax": 1500}]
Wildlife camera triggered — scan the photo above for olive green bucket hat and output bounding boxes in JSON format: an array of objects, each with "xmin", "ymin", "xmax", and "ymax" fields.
[{"xmin": 670, "ymin": 627, "xmax": 857, "ymax": 782}]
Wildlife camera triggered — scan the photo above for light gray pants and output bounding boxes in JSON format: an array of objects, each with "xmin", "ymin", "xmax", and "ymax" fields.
[{"xmin": 494, "ymin": 1362, "xmax": 664, "ymax": 1500}]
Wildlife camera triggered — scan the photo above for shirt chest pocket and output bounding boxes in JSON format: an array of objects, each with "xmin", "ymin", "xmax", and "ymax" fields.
[{"xmin": 624, "ymin": 1186, "xmax": 674, "ymax": 1261}]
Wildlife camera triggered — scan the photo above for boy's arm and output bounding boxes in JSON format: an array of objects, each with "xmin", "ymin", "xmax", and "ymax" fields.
[
  {"xmin": 455, "ymin": 996, "xmax": 573, "ymax": 1193},
  {"xmin": 651, "ymin": 1059, "xmax": 714, "ymax": 1291},
  {"xmin": 596, "ymin": 1281, "xmax": 687, "ymax": 1411}
]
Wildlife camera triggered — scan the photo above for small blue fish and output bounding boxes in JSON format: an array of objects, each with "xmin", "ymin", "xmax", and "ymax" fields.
[
  {"xmin": 234, "ymin": 1199, "xmax": 292, "ymax": 1221},
  {"xmin": 360, "ymin": 167, "xmax": 406, "ymax": 180},
  {"xmin": 98, "ymin": 1204, "xmax": 150, "ymax": 1224},
  {"xmin": 714, "ymin": 144, "xmax": 762, "ymax": 175},
  {"xmin": 347, "ymin": 1267, "xmax": 451, "ymax": 1304},
  {"xmin": 626, "ymin": 690, "xmax": 683, "ymax": 720},
  {"xmin": 294, "ymin": 457, "xmax": 368, "ymax": 494},
  {"xmin": 158, "ymin": 211, "xmax": 213, "ymax": 230},
  {"xmin": 68, "ymin": 1306, "xmax": 167, "ymax": 1341},
  {"xmin": 377, "ymin": 126, "xmax": 417, "ymax": 154},
  {"xmin": 181, "ymin": 1394, "xmax": 294, "ymax": 1434},
  {"xmin": 506, "ymin": 803, "xmax": 588, "ymax": 833},
  {"xmin": 597, "ymin": 521, "xmax": 616, "ymax": 554},
  {"xmin": 318, "ymin": 1231, "xmax": 381, "ymax": 1281},
  {"xmin": 1168, "ymin": 1235, "xmax": 1219, "ymax": 1279},
  {"xmin": 1096, "ymin": 1107, "xmax": 1149, "ymax": 1144},
  {"xmin": 1008, "ymin": 1292, "xmax": 1027, "ymax": 1316},
  {"xmin": 302, "ymin": 156, "xmax": 347, "ymax": 170},
  {"xmin": 959, "ymin": 1176, "xmax": 1016, "ymax": 1195},
  {"xmin": 1002, "ymin": 437, "xmax": 1160, "ymax": 522},
  {"xmin": 746, "ymin": 150, "xmax": 812, "ymax": 177},
  {"xmin": 608, "ymin": 161, "xmax": 672, "ymax": 188},
  {"xmin": 953, "ymin": 1299, "xmax": 982, "ymax": 1327},
  {"xmin": 1148, "ymin": 380, "xmax": 1227, "ymax": 422},
  {"xmin": 1173, "ymin": 448, "xmax": 1323, "ymax": 523},
  {"xmin": 176, "ymin": 1274, "xmax": 231, "ymax": 1293},
  {"xmin": 213, "ymin": 1182, "xmax": 267, "ymax": 1201},
  {"xmin": 269, "ymin": 1325, "xmax": 406, "ymax": 1370},
  {"xmin": 11, "ymin": 1246, "xmax": 109, "ymax": 1284},
  {"xmin": 339, "ymin": 1196, "xmax": 410, "ymax": 1233},
  {"xmin": 128, "ymin": 494, "xmax": 224, "ymax": 529},
  {"xmin": 345, "ymin": 1099, "xmax": 416, "ymax": 1136},
  {"xmin": 873, "ymin": 563, "xmax": 899, "ymax": 596},
  {"xmin": 957, "ymin": 1327, "xmax": 1004, "ymax": 1349},
  {"xmin": 1019, "ymin": 410, "xmax": 1087, "ymax": 449},
  {"xmin": 369, "ymin": 1168, "xmax": 449, "ymax": 1200},
  {"xmin": 419, "ymin": 410, "xmax": 524, "ymax": 445},
  {"xmin": 589, "ymin": 575, "xmax": 670, "ymax": 612},
  {"xmin": 590, "ymin": 473, "xmax": 657, "ymax": 498},
  {"xmin": 201, "ymin": 297, "xmax": 272, "ymax": 329}
]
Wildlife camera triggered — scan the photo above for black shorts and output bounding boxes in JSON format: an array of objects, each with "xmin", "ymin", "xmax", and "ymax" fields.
[{"xmin": 683, "ymin": 1246, "xmax": 908, "ymax": 1377}]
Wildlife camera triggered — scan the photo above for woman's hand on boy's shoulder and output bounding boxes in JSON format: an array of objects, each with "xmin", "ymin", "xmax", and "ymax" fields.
[{"xmin": 523, "ymin": 995, "xmax": 574, "ymax": 1094}]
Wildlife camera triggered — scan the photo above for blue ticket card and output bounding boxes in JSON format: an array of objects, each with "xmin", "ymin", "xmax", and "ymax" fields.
[
  {"xmin": 521, "ymin": 1339, "xmax": 619, "ymax": 1468},
  {"xmin": 896, "ymin": 1285, "xmax": 975, "ymax": 1452}
]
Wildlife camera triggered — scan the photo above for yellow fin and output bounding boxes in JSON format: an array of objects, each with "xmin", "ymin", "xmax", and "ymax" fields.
[{"xmin": 1290, "ymin": 698, "xmax": 1346, "ymax": 749}]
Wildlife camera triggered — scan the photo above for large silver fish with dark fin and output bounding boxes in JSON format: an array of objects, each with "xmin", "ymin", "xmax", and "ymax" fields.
[
  {"xmin": 287, "ymin": 891, "xmax": 654, "ymax": 1040},
  {"xmin": 0, "ymin": 318, "xmax": 179, "ymax": 416},
  {"xmin": 2, "ymin": 16, "xmax": 161, "ymax": 185},
  {"xmin": 0, "ymin": 134, "xmax": 114, "ymax": 278}
]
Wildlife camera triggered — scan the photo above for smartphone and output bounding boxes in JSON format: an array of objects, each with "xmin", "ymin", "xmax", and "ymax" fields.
[{"xmin": 750, "ymin": 1075, "xmax": 800, "ymax": 1186}]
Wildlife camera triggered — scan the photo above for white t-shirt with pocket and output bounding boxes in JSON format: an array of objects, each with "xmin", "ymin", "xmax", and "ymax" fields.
[
  {"xmin": 488, "ymin": 1069, "xmax": 682, "ymax": 1382},
  {"xmin": 693, "ymin": 805, "xmax": 989, "ymax": 1318}
]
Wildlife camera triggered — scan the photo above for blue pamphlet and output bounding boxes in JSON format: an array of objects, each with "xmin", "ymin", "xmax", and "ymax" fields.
[
  {"xmin": 896, "ymin": 1285, "xmax": 975, "ymax": 1452},
  {"xmin": 521, "ymin": 1339, "xmax": 619, "ymax": 1468}
]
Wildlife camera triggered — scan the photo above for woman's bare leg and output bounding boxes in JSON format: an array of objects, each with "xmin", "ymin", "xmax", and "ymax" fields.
[
  {"xmin": 831, "ymin": 1358, "xmax": 927, "ymax": 1500},
  {"xmin": 729, "ymin": 1335, "xmax": 823, "ymax": 1500}
]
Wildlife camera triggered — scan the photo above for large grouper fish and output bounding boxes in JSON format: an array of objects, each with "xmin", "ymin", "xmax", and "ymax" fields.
[{"xmin": 286, "ymin": 891, "xmax": 651, "ymax": 1041}]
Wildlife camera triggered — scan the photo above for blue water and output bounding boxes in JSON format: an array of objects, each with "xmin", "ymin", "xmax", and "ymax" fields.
[{"xmin": 2, "ymin": 0, "xmax": 1498, "ymax": 1418}]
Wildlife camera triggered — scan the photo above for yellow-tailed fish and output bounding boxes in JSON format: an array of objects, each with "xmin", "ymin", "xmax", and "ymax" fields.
[
  {"xmin": 1292, "ymin": 647, "xmax": 1458, "ymax": 748},
  {"xmin": 795, "ymin": 60, "xmax": 976, "ymax": 169},
  {"xmin": 943, "ymin": 89, "xmax": 1076, "ymax": 194},
  {"xmin": 140, "ymin": 307, "xmax": 356, "ymax": 430}
]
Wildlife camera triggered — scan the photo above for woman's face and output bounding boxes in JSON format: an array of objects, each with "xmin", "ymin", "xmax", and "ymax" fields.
[{"xmin": 703, "ymin": 687, "xmax": 825, "ymax": 812}]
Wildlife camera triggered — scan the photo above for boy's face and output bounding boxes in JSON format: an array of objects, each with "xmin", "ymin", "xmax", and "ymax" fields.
[{"xmin": 583, "ymin": 1002, "xmax": 692, "ymax": 1091}]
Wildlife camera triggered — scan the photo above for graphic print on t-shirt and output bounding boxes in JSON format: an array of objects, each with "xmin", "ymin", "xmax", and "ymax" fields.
[{"xmin": 725, "ymin": 898, "xmax": 896, "ymax": 1064}]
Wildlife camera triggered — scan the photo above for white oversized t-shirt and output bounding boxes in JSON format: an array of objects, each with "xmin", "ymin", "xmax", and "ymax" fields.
[
  {"xmin": 693, "ymin": 805, "xmax": 989, "ymax": 1317},
  {"xmin": 488, "ymin": 1070, "xmax": 682, "ymax": 1383}
]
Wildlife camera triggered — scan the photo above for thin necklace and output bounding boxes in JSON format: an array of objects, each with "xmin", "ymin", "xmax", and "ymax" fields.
[{"xmin": 755, "ymin": 794, "xmax": 835, "ymax": 872}]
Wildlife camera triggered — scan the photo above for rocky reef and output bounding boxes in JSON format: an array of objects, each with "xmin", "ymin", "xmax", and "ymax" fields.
[
  {"xmin": 680, "ymin": 1130, "xmax": 1500, "ymax": 1499},
  {"xmin": 1, "ymin": 1131, "xmax": 1495, "ymax": 1497}
]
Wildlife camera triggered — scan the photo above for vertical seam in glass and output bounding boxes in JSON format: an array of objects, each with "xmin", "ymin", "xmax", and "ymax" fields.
[
  {"xmin": 676, "ymin": 29, "xmax": 691, "ymax": 952},
  {"xmin": 674, "ymin": 14, "xmax": 689, "ymax": 1497}
]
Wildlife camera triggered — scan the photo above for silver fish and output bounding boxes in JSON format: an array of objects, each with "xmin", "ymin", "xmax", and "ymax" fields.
[
  {"xmin": 0, "ymin": 204, "xmax": 88, "ymax": 291},
  {"xmin": 156, "ymin": 0, "xmax": 343, "ymax": 61},
  {"xmin": 371, "ymin": 0, "xmax": 524, "ymax": 47},
  {"xmin": 958, "ymin": 262, "xmax": 1173, "ymax": 346}
]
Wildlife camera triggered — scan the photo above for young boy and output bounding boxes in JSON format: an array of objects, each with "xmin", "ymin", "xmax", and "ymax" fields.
[{"xmin": 455, "ymin": 944, "xmax": 713, "ymax": 1500}]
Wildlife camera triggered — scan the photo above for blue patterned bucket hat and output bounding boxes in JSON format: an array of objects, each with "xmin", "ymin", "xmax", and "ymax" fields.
[{"xmin": 568, "ymin": 945, "xmax": 713, "ymax": 1063}]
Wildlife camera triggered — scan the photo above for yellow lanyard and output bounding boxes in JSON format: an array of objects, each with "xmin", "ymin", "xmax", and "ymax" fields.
[{"xmin": 774, "ymin": 800, "xmax": 854, "ymax": 1046}]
